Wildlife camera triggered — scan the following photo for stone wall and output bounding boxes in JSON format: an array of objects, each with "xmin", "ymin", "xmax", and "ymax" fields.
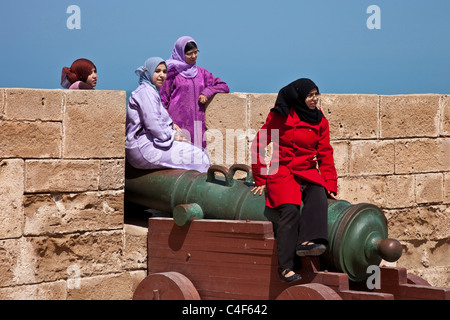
[
  {"xmin": 0, "ymin": 89, "xmax": 146, "ymax": 299},
  {"xmin": 0, "ymin": 89, "xmax": 448, "ymax": 300},
  {"xmin": 205, "ymin": 93, "xmax": 449, "ymax": 288}
]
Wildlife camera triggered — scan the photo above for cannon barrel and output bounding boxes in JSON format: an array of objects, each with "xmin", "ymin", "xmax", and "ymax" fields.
[{"xmin": 125, "ymin": 164, "xmax": 402, "ymax": 282}]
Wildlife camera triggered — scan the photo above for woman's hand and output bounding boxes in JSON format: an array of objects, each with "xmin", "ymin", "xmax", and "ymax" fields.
[
  {"xmin": 199, "ymin": 94, "xmax": 208, "ymax": 104},
  {"xmin": 328, "ymin": 191, "xmax": 339, "ymax": 200},
  {"xmin": 173, "ymin": 123, "xmax": 183, "ymax": 134},
  {"xmin": 174, "ymin": 133, "xmax": 191, "ymax": 143},
  {"xmin": 251, "ymin": 185, "xmax": 266, "ymax": 196},
  {"xmin": 173, "ymin": 123, "xmax": 191, "ymax": 143}
]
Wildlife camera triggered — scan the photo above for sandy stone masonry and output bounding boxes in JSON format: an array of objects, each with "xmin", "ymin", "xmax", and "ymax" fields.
[
  {"xmin": 0, "ymin": 88, "xmax": 448, "ymax": 300},
  {"xmin": 0, "ymin": 88, "xmax": 146, "ymax": 300}
]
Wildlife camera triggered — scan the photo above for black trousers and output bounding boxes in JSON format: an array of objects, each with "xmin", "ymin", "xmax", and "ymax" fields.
[{"xmin": 275, "ymin": 182, "xmax": 329, "ymax": 273}]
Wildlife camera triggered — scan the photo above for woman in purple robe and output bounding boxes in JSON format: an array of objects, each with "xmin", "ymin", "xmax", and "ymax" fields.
[
  {"xmin": 126, "ymin": 57, "xmax": 210, "ymax": 172},
  {"xmin": 161, "ymin": 36, "xmax": 230, "ymax": 149}
]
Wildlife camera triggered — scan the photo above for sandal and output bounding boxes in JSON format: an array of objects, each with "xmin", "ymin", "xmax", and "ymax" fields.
[
  {"xmin": 279, "ymin": 268, "xmax": 302, "ymax": 283},
  {"xmin": 296, "ymin": 241, "xmax": 326, "ymax": 257}
]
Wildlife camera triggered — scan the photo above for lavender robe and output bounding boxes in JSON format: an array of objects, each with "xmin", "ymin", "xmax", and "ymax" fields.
[
  {"xmin": 126, "ymin": 82, "xmax": 210, "ymax": 172},
  {"xmin": 160, "ymin": 67, "xmax": 229, "ymax": 148}
]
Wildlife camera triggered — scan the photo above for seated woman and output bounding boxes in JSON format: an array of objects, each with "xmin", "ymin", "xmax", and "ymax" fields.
[
  {"xmin": 251, "ymin": 78, "xmax": 339, "ymax": 282},
  {"xmin": 126, "ymin": 57, "xmax": 210, "ymax": 173},
  {"xmin": 61, "ymin": 58, "xmax": 97, "ymax": 90}
]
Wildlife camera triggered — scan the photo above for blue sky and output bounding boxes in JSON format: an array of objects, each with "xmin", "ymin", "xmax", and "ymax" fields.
[{"xmin": 1, "ymin": 0, "xmax": 449, "ymax": 95}]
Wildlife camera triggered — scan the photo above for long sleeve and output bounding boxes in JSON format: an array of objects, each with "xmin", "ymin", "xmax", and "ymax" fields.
[
  {"xmin": 200, "ymin": 69, "xmax": 230, "ymax": 99},
  {"xmin": 317, "ymin": 118, "xmax": 338, "ymax": 193},
  {"xmin": 160, "ymin": 69, "xmax": 176, "ymax": 109},
  {"xmin": 251, "ymin": 112, "xmax": 278, "ymax": 186},
  {"xmin": 141, "ymin": 89, "xmax": 175, "ymax": 148},
  {"xmin": 128, "ymin": 84, "xmax": 175, "ymax": 149}
]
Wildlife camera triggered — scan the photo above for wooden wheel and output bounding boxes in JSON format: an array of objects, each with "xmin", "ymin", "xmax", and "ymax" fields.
[
  {"xmin": 133, "ymin": 272, "xmax": 200, "ymax": 300},
  {"xmin": 276, "ymin": 283, "xmax": 342, "ymax": 300}
]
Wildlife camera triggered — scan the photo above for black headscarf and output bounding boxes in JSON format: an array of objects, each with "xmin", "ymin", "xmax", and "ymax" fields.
[{"xmin": 271, "ymin": 78, "xmax": 323, "ymax": 124}]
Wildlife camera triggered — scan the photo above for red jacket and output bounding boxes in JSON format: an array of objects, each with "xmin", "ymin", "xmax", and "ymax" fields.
[{"xmin": 251, "ymin": 108, "xmax": 338, "ymax": 208}]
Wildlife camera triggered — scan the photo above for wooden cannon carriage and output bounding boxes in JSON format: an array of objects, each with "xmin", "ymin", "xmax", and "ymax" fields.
[{"xmin": 133, "ymin": 218, "xmax": 449, "ymax": 300}]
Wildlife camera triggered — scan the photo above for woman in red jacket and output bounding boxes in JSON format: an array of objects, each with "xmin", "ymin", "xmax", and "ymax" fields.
[{"xmin": 251, "ymin": 78, "xmax": 338, "ymax": 282}]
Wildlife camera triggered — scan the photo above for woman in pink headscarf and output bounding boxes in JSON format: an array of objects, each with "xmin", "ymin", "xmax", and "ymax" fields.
[
  {"xmin": 61, "ymin": 58, "xmax": 97, "ymax": 90},
  {"xmin": 160, "ymin": 36, "xmax": 229, "ymax": 149}
]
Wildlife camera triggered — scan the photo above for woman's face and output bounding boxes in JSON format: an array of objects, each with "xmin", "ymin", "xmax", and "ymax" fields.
[
  {"xmin": 86, "ymin": 68, "xmax": 97, "ymax": 87},
  {"xmin": 152, "ymin": 63, "xmax": 167, "ymax": 88},
  {"xmin": 304, "ymin": 88, "xmax": 320, "ymax": 110},
  {"xmin": 184, "ymin": 48, "xmax": 199, "ymax": 65}
]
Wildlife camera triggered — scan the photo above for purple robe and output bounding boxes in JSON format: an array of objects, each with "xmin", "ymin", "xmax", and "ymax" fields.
[
  {"xmin": 126, "ymin": 82, "xmax": 210, "ymax": 172},
  {"xmin": 160, "ymin": 67, "xmax": 229, "ymax": 148}
]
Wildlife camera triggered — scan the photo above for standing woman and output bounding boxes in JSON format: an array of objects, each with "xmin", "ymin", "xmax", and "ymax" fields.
[
  {"xmin": 126, "ymin": 57, "xmax": 210, "ymax": 172},
  {"xmin": 61, "ymin": 58, "xmax": 97, "ymax": 90},
  {"xmin": 161, "ymin": 36, "xmax": 229, "ymax": 149},
  {"xmin": 251, "ymin": 78, "xmax": 338, "ymax": 282}
]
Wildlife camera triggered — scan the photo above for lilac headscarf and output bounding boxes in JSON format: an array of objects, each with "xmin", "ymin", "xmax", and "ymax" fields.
[
  {"xmin": 135, "ymin": 57, "xmax": 166, "ymax": 92},
  {"xmin": 166, "ymin": 36, "xmax": 198, "ymax": 79}
]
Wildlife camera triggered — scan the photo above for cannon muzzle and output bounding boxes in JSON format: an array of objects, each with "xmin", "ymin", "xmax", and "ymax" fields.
[{"xmin": 125, "ymin": 164, "xmax": 402, "ymax": 282}]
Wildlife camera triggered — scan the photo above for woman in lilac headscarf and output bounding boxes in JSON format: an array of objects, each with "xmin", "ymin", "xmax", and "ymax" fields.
[
  {"xmin": 126, "ymin": 57, "xmax": 210, "ymax": 173},
  {"xmin": 161, "ymin": 36, "xmax": 229, "ymax": 149}
]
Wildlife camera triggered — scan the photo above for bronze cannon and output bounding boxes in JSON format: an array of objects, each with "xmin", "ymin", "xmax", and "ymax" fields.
[{"xmin": 125, "ymin": 163, "xmax": 402, "ymax": 282}]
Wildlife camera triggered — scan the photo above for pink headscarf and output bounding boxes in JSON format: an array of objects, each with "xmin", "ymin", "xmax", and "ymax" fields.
[{"xmin": 166, "ymin": 36, "xmax": 198, "ymax": 79}]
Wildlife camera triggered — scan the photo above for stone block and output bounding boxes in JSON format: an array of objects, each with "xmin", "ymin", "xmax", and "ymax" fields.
[
  {"xmin": 415, "ymin": 173, "xmax": 443, "ymax": 204},
  {"xmin": 406, "ymin": 266, "xmax": 450, "ymax": 289},
  {"xmin": 0, "ymin": 160, "xmax": 24, "ymax": 239},
  {"xmin": 99, "ymin": 159, "xmax": 125, "ymax": 190},
  {"xmin": 25, "ymin": 160, "xmax": 100, "ymax": 193},
  {"xmin": 320, "ymin": 94, "xmax": 379, "ymax": 139},
  {"xmin": 441, "ymin": 95, "xmax": 450, "ymax": 136},
  {"xmin": 123, "ymin": 224, "xmax": 148, "ymax": 270},
  {"xmin": 338, "ymin": 175, "xmax": 415, "ymax": 208},
  {"xmin": 380, "ymin": 95, "xmax": 440, "ymax": 138},
  {"xmin": 4, "ymin": 88, "xmax": 64, "ymax": 121},
  {"xmin": 395, "ymin": 138, "xmax": 450, "ymax": 174},
  {"xmin": 205, "ymin": 93, "xmax": 248, "ymax": 131},
  {"xmin": 0, "ymin": 237, "xmax": 36, "ymax": 286},
  {"xmin": 384, "ymin": 205, "xmax": 450, "ymax": 241},
  {"xmin": 66, "ymin": 270, "xmax": 146, "ymax": 300},
  {"xmin": 0, "ymin": 89, "xmax": 4, "ymax": 117},
  {"xmin": 444, "ymin": 173, "xmax": 450, "ymax": 204},
  {"xmin": 0, "ymin": 239, "xmax": 16, "ymax": 286},
  {"xmin": 206, "ymin": 127, "xmax": 252, "ymax": 166},
  {"xmin": 348, "ymin": 140, "xmax": 395, "ymax": 175},
  {"xmin": 205, "ymin": 93, "xmax": 249, "ymax": 166},
  {"xmin": 379, "ymin": 175, "xmax": 416, "ymax": 209},
  {"xmin": 18, "ymin": 231, "xmax": 124, "ymax": 284},
  {"xmin": 23, "ymin": 191, "xmax": 124, "ymax": 236},
  {"xmin": 248, "ymin": 93, "xmax": 277, "ymax": 130},
  {"xmin": 64, "ymin": 90, "xmax": 126, "ymax": 158},
  {"xmin": 398, "ymin": 240, "xmax": 449, "ymax": 274},
  {"xmin": 0, "ymin": 121, "xmax": 61, "ymax": 158},
  {"xmin": 331, "ymin": 141, "xmax": 349, "ymax": 176},
  {"xmin": 0, "ymin": 280, "xmax": 67, "ymax": 300}
]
